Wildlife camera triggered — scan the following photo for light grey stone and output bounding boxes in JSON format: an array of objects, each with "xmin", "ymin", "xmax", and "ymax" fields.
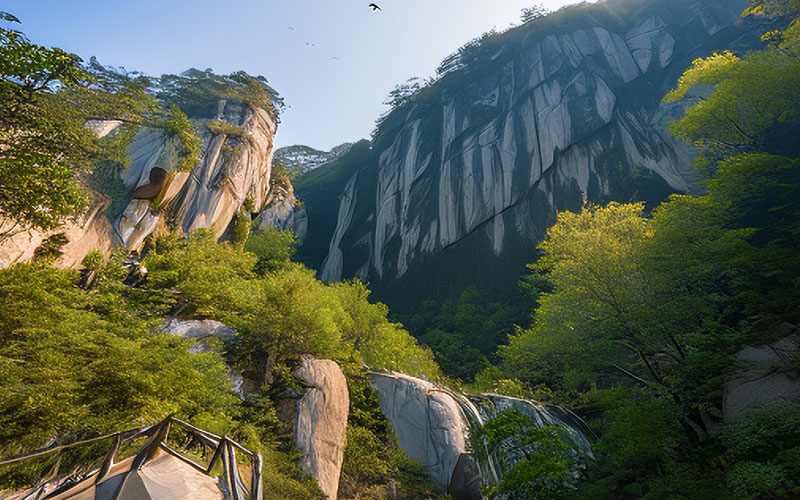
[
  {"xmin": 295, "ymin": 358, "xmax": 349, "ymax": 500},
  {"xmin": 724, "ymin": 335, "xmax": 800, "ymax": 422},
  {"xmin": 368, "ymin": 371, "xmax": 468, "ymax": 492}
]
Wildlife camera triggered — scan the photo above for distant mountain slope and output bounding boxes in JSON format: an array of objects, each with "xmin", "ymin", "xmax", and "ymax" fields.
[
  {"xmin": 294, "ymin": 0, "xmax": 772, "ymax": 312},
  {"xmin": 274, "ymin": 143, "xmax": 353, "ymax": 176}
]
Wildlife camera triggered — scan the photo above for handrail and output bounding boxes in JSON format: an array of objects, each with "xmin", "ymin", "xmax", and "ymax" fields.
[
  {"xmin": 0, "ymin": 424, "xmax": 154, "ymax": 467},
  {"xmin": 0, "ymin": 416, "xmax": 263, "ymax": 500}
]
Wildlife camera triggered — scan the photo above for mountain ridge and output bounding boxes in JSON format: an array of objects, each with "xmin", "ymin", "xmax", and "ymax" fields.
[{"xmin": 294, "ymin": 0, "xmax": 770, "ymax": 312}]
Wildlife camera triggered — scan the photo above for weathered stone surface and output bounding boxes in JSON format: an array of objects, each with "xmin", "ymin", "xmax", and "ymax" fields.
[
  {"xmin": 253, "ymin": 180, "xmax": 307, "ymax": 242},
  {"xmin": 117, "ymin": 199, "xmax": 160, "ymax": 251},
  {"xmin": 1, "ymin": 94, "xmax": 279, "ymax": 267},
  {"xmin": 625, "ymin": 16, "xmax": 676, "ymax": 72},
  {"xmin": 723, "ymin": 335, "xmax": 800, "ymax": 422},
  {"xmin": 368, "ymin": 371, "xmax": 468, "ymax": 492},
  {"xmin": 320, "ymin": 175, "xmax": 358, "ymax": 282},
  {"xmin": 296, "ymin": 0, "xmax": 756, "ymax": 308},
  {"xmin": 116, "ymin": 100, "xmax": 278, "ymax": 249},
  {"xmin": 0, "ymin": 186, "xmax": 114, "ymax": 269},
  {"xmin": 295, "ymin": 358, "xmax": 349, "ymax": 500},
  {"xmin": 85, "ymin": 119, "xmax": 124, "ymax": 138}
]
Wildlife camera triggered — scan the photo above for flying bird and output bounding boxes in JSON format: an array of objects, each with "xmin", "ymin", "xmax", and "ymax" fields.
[
  {"xmin": 332, "ymin": 56, "xmax": 341, "ymax": 61},
  {"xmin": 0, "ymin": 12, "xmax": 21, "ymax": 23},
  {"xmin": 288, "ymin": 26, "xmax": 295, "ymax": 31},
  {"xmin": 369, "ymin": 3, "xmax": 382, "ymax": 11}
]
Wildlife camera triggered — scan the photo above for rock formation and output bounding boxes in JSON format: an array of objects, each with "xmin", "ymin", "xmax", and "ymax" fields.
[
  {"xmin": 0, "ymin": 82, "xmax": 282, "ymax": 269},
  {"xmin": 295, "ymin": 0, "xmax": 765, "ymax": 310},
  {"xmin": 253, "ymin": 177, "xmax": 308, "ymax": 242},
  {"xmin": 368, "ymin": 371, "xmax": 469, "ymax": 492},
  {"xmin": 295, "ymin": 357, "xmax": 350, "ymax": 500},
  {"xmin": 724, "ymin": 333, "xmax": 800, "ymax": 422},
  {"xmin": 0, "ymin": 185, "xmax": 115, "ymax": 268},
  {"xmin": 367, "ymin": 371, "xmax": 594, "ymax": 498},
  {"xmin": 115, "ymin": 98, "xmax": 278, "ymax": 249}
]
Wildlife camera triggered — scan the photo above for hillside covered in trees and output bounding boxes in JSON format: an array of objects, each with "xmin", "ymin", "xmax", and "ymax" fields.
[{"xmin": 1, "ymin": 1, "xmax": 800, "ymax": 499}]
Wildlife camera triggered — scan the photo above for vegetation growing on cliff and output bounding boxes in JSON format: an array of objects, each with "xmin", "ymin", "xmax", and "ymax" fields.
[
  {"xmin": 487, "ymin": 4, "xmax": 800, "ymax": 497},
  {"xmin": 158, "ymin": 69, "xmax": 285, "ymax": 122},
  {"xmin": 0, "ymin": 13, "xmax": 285, "ymax": 237},
  {"xmin": 0, "ymin": 16, "xmax": 156, "ymax": 237}
]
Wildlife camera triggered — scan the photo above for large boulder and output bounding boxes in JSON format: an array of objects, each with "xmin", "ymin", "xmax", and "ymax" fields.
[
  {"xmin": 723, "ymin": 334, "xmax": 800, "ymax": 422},
  {"xmin": 295, "ymin": 357, "xmax": 350, "ymax": 500},
  {"xmin": 367, "ymin": 371, "xmax": 470, "ymax": 493}
]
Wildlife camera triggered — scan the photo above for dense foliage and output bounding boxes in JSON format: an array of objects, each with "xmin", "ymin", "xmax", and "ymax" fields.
[
  {"xmin": 0, "ymin": 16, "xmax": 158, "ymax": 237},
  {"xmin": 0, "ymin": 225, "xmax": 441, "ymax": 498},
  {"xmin": 489, "ymin": 5, "xmax": 800, "ymax": 498},
  {"xmin": 3, "ymin": 2, "xmax": 800, "ymax": 499},
  {"xmin": 399, "ymin": 286, "xmax": 535, "ymax": 382}
]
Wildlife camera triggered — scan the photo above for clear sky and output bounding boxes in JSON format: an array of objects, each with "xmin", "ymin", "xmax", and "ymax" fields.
[{"xmin": 3, "ymin": 0, "xmax": 592, "ymax": 150}]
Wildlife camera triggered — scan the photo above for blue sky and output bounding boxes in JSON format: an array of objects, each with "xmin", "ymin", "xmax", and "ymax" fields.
[{"xmin": 4, "ymin": 0, "xmax": 591, "ymax": 150}]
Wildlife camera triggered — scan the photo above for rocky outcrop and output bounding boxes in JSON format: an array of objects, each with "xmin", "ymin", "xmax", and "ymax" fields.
[
  {"xmin": 723, "ymin": 334, "xmax": 800, "ymax": 422},
  {"xmin": 253, "ymin": 179, "xmax": 308, "ymax": 242},
  {"xmin": 367, "ymin": 371, "xmax": 594, "ymax": 498},
  {"xmin": 295, "ymin": 358, "xmax": 349, "ymax": 500},
  {"xmin": 295, "ymin": 0, "xmax": 764, "ymax": 310},
  {"xmin": 117, "ymin": 99, "xmax": 277, "ymax": 249},
  {"xmin": 368, "ymin": 371, "xmax": 469, "ymax": 492},
  {"xmin": 0, "ymin": 186, "xmax": 115, "ymax": 268},
  {"xmin": 1, "ymin": 88, "xmax": 280, "ymax": 269}
]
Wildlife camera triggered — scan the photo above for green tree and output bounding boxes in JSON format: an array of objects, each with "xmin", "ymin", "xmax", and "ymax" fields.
[
  {"xmin": 0, "ymin": 18, "xmax": 158, "ymax": 237},
  {"xmin": 0, "ymin": 264, "xmax": 236, "ymax": 464},
  {"xmin": 245, "ymin": 226, "xmax": 297, "ymax": 275},
  {"xmin": 664, "ymin": 5, "xmax": 800, "ymax": 167},
  {"xmin": 473, "ymin": 409, "xmax": 579, "ymax": 500}
]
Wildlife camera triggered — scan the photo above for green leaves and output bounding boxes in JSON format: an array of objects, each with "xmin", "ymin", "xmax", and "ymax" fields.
[
  {"xmin": 160, "ymin": 103, "xmax": 201, "ymax": 172},
  {"xmin": 0, "ymin": 24, "xmax": 159, "ymax": 235},
  {"xmin": 473, "ymin": 409, "xmax": 579, "ymax": 499},
  {"xmin": 0, "ymin": 264, "xmax": 236, "ymax": 467},
  {"xmin": 664, "ymin": 20, "xmax": 800, "ymax": 166}
]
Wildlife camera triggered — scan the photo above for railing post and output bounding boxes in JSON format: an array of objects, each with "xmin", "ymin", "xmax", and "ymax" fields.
[{"xmin": 94, "ymin": 432, "xmax": 121, "ymax": 483}]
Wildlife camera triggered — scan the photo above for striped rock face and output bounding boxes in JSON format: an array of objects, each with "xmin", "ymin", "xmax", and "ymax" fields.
[
  {"xmin": 295, "ymin": 0, "xmax": 764, "ymax": 311},
  {"xmin": 0, "ymin": 97, "xmax": 280, "ymax": 269}
]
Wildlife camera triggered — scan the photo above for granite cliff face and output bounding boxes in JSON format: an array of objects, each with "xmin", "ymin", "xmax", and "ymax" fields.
[
  {"xmin": 0, "ymin": 84, "xmax": 281, "ymax": 268},
  {"xmin": 116, "ymin": 99, "xmax": 278, "ymax": 250},
  {"xmin": 295, "ymin": 0, "xmax": 762, "ymax": 309}
]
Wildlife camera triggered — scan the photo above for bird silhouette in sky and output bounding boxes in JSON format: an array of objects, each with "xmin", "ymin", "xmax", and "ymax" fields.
[
  {"xmin": 288, "ymin": 26, "xmax": 295, "ymax": 31},
  {"xmin": 369, "ymin": 3, "xmax": 382, "ymax": 11}
]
